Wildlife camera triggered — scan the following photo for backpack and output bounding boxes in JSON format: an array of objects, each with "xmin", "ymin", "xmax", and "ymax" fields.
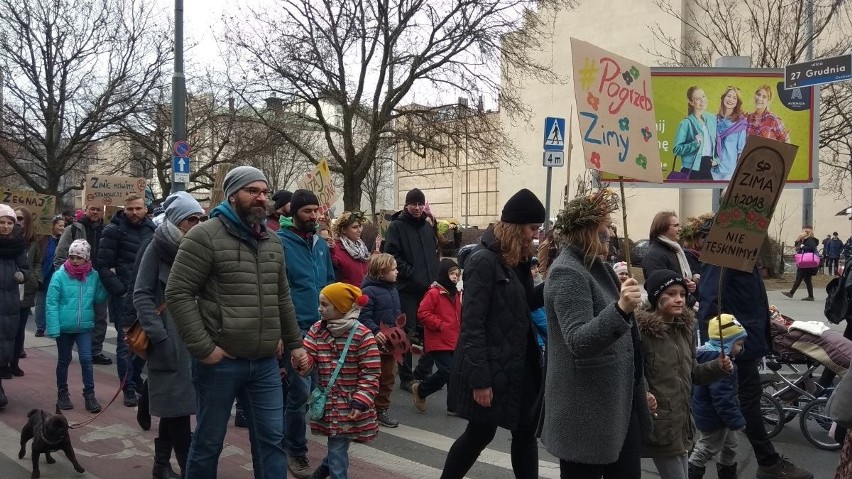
[{"xmin": 825, "ymin": 257, "xmax": 852, "ymax": 324}]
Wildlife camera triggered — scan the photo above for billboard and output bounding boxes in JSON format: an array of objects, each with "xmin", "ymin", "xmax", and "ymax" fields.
[{"xmin": 601, "ymin": 69, "xmax": 815, "ymax": 187}]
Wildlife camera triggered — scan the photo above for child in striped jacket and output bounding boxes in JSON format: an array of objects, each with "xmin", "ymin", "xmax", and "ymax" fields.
[{"xmin": 298, "ymin": 282, "xmax": 381, "ymax": 479}]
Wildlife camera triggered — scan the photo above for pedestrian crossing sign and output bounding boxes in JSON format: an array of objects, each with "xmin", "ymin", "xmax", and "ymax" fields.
[{"xmin": 544, "ymin": 117, "xmax": 566, "ymax": 151}]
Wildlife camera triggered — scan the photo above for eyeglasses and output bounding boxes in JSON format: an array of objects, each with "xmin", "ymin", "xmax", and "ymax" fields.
[
  {"xmin": 408, "ymin": 203, "xmax": 425, "ymax": 209},
  {"xmin": 241, "ymin": 187, "xmax": 272, "ymax": 198},
  {"xmin": 184, "ymin": 215, "xmax": 206, "ymax": 225}
]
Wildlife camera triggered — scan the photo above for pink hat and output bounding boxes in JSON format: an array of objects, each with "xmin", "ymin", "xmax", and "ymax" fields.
[
  {"xmin": 613, "ymin": 261, "xmax": 629, "ymax": 275},
  {"xmin": 0, "ymin": 204, "xmax": 15, "ymax": 221}
]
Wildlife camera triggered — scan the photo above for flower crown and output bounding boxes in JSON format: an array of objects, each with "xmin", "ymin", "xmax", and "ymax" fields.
[
  {"xmin": 679, "ymin": 213, "xmax": 714, "ymax": 244},
  {"xmin": 555, "ymin": 188, "xmax": 620, "ymax": 234},
  {"xmin": 337, "ymin": 210, "xmax": 368, "ymax": 228}
]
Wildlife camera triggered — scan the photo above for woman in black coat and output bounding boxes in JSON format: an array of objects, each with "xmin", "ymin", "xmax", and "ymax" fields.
[
  {"xmin": 784, "ymin": 228, "xmax": 819, "ymax": 300},
  {"xmin": 442, "ymin": 189, "xmax": 546, "ymax": 479}
]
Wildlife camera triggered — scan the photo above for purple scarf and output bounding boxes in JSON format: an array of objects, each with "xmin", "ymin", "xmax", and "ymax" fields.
[
  {"xmin": 716, "ymin": 117, "xmax": 747, "ymax": 154},
  {"xmin": 64, "ymin": 260, "xmax": 92, "ymax": 282}
]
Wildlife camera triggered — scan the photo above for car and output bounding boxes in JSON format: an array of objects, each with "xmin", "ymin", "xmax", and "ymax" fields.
[{"xmin": 630, "ymin": 239, "xmax": 650, "ymax": 266}]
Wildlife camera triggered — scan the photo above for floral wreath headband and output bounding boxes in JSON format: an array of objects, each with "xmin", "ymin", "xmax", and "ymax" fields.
[
  {"xmin": 680, "ymin": 213, "xmax": 714, "ymax": 244},
  {"xmin": 338, "ymin": 210, "xmax": 369, "ymax": 229},
  {"xmin": 554, "ymin": 188, "xmax": 620, "ymax": 235}
]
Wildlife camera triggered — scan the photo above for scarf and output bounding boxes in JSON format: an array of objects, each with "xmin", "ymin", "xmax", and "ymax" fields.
[
  {"xmin": 656, "ymin": 235, "xmax": 692, "ymax": 278},
  {"xmin": 153, "ymin": 221, "xmax": 182, "ymax": 265},
  {"xmin": 64, "ymin": 260, "xmax": 92, "ymax": 282},
  {"xmin": 325, "ymin": 307, "xmax": 359, "ymax": 337},
  {"xmin": 210, "ymin": 202, "xmax": 266, "ymax": 240},
  {"xmin": 716, "ymin": 116, "xmax": 747, "ymax": 153},
  {"xmin": 0, "ymin": 228, "xmax": 27, "ymax": 259},
  {"xmin": 339, "ymin": 236, "xmax": 370, "ymax": 262}
]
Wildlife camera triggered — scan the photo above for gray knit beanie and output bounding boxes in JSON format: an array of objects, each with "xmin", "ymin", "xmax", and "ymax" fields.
[
  {"xmin": 164, "ymin": 191, "xmax": 205, "ymax": 225},
  {"xmin": 223, "ymin": 166, "xmax": 268, "ymax": 200}
]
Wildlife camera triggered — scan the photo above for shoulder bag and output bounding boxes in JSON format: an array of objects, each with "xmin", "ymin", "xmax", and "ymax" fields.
[
  {"xmin": 125, "ymin": 303, "xmax": 166, "ymax": 359},
  {"xmin": 666, "ymin": 121, "xmax": 700, "ymax": 181},
  {"xmin": 308, "ymin": 326, "xmax": 358, "ymax": 421}
]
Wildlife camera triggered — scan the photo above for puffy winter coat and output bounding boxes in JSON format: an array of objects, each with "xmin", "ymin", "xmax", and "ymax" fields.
[
  {"xmin": 642, "ymin": 238, "xmax": 683, "ymax": 279},
  {"xmin": 447, "ymin": 228, "xmax": 542, "ymax": 431},
  {"xmin": 45, "ymin": 265, "xmax": 109, "ymax": 337},
  {"xmin": 165, "ymin": 203, "xmax": 302, "ymax": 360},
  {"xmin": 303, "ymin": 320, "xmax": 380, "ymax": 442},
  {"xmin": 0, "ymin": 230, "xmax": 28, "ymax": 363},
  {"xmin": 827, "ymin": 238, "xmax": 844, "ymax": 259},
  {"xmin": 692, "ymin": 347, "xmax": 745, "ymax": 432},
  {"xmin": 96, "ymin": 210, "xmax": 155, "ymax": 297},
  {"xmin": 697, "ymin": 265, "xmax": 772, "ymax": 360},
  {"xmin": 636, "ymin": 307, "xmax": 727, "ymax": 458},
  {"xmin": 359, "ymin": 277, "xmax": 402, "ymax": 334},
  {"xmin": 383, "ymin": 210, "xmax": 439, "ymax": 296},
  {"xmin": 331, "ymin": 239, "xmax": 369, "ymax": 286},
  {"xmin": 417, "ymin": 282, "xmax": 461, "ymax": 352},
  {"xmin": 278, "ymin": 228, "xmax": 336, "ymax": 330}
]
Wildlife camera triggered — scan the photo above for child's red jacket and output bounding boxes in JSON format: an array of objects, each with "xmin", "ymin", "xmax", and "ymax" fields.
[{"xmin": 416, "ymin": 282, "xmax": 462, "ymax": 352}]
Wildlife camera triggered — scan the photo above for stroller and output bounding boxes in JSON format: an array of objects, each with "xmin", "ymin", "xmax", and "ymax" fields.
[{"xmin": 760, "ymin": 307, "xmax": 852, "ymax": 450}]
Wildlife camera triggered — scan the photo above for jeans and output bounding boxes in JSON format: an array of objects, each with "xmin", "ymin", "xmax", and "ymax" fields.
[
  {"xmin": 110, "ymin": 296, "xmax": 142, "ymax": 391},
  {"xmin": 188, "ymin": 356, "xmax": 286, "ymax": 479},
  {"xmin": 34, "ymin": 290, "xmax": 46, "ymax": 331},
  {"xmin": 320, "ymin": 436, "xmax": 351, "ymax": 479},
  {"xmin": 735, "ymin": 358, "xmax": 779, "ymax": 467},
  {"xmin": 652, "ymin": 454, "xmax": 688, "ymax": 479},
  {"xmin": 13, "ymin": 308, "xmax": 29, "ymax": 367},
  {"xmin": 441, "ymin": 419, "xmax": 539, "ymax": 479},
  {"xmin": 399, "ymin": 292, "xmax": 434, "ymax": 384},
  {"xmin": 282, "ymin": 347, "xmax": 312, "ymax": 458},
  {"xmin": 558, "ymin": 411, "xmax": 642, "ymax": 479},
  {"xmin": 418, "ymin": 351, "xmax": 453, "ymax": 400},
  {"xmin": 56, "ymin": 331, "xmax": 94, "ymax": 394},
  {"xmin": 689, "ymin": 428, "xmax": 738, "ymax": 468},
  {"xmin": 91, "ymin": 301, "xmax": 108, "ymax": 356}
]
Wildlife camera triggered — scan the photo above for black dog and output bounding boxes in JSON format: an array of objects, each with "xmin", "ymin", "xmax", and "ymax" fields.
[{"xmin": 18, "ymin": 407, "xmax": 85, "ymax": 479}]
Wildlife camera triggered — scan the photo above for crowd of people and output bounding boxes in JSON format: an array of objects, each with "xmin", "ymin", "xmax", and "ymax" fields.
[{"xmin": 2, "ymin": 168, "xmax": 850, "ymax": 478}]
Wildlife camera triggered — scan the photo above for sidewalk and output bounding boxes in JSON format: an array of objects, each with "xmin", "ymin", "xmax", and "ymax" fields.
[{"xmin": 0, "ymin": 343, "xmax": 402, "ymax": 478}]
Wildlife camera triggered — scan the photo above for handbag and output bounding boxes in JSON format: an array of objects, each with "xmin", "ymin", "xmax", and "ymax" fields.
[
  {"xmin": 666, "ymin": 121, "xmax": 700, "ymax": 181},
  {"xmin": 307, "ymin": 326, "xmax": 358, "ymax": 421},
  {"xmin": 125, "ymin": 303, "xmax": 166, "ymax": 359},
  {"xmin": 795, "ymin": 252, "xmax": 820, "ymax": 269},
  {"xmin": 828, "ymin": 370, "xmax": 852, "ymax": 427}
]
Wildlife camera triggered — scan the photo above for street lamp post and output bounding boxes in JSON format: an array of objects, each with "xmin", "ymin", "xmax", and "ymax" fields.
[{"xmin": 171, "ymin": 0, "xmax": 186, "ymax": 193}]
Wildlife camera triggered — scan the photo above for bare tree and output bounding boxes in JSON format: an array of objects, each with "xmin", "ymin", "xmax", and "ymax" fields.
[
  {"xmin": 0, "ymin": 0, "xmax": 169, "ymax": 203},
  {"xmin": 647, "ymin": 0, "xmax": 852, "ymax": 193},
  {"xmin": 221, "ymin": 0, "xmax": 574, "ymax": 210},
  {"xmin": 362, "ymin": 153, "xmax": 393, "ymax": 219}
]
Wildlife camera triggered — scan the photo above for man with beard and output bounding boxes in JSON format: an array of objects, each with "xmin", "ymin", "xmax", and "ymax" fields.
[
  {"xmin": 53, "ymin": 205, "xmax": 112, "ymax": 365},
  {"xmin": 276, "ymin": 189, "xmax": 335, "ymax": 478},
  {"xmin": 166, "ymin": 166, "xmax": 305, "ymax": 478},
  {"xmin": 384, "ymin": 188, "xmax": 440, "ymax": 391},
  {"xmin": 97, "ymin": 193, "xmax": 155, "ymax": 407}
]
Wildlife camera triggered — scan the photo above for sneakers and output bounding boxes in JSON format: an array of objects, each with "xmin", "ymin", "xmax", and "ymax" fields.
[
  {"xmin": 377, "ymin": 409, "xmax": 399, "ymax": 428},
  {"xmin": 307, "ymin": 464, "xmax": 329, "ymax": 479},
  {"xmin": 289, "ymin": 456, "xmax": 311, "ymax": 479},
  {"xmin": 757, "ymin": 457, "xmax": 813, "ymax": 479},
  {"xmin": 446, "ymin": 410, "xmax": 458, "ymax": 417},
  {"xmin": 123, "ymin": 389, "xmax": 138, "ymax": 407},
  {"xmin": 782, "ymin": 291, "xmax": 793, "ymax": 298},
  {"xmin": 801, "ymin": 297, "xmax": 814, "ymax": 301},
  {"xmin": 57, "ymin": 390, "xmax": 73, "ymax": 410},
  {"xmin": 10, "ymin": 365, "xmax": 24, "ymax": 377},
  {"xmin": 35, "ymin": 329, "xmax": 44, "ymax": 337},
  {"xmin": 84, "ymin": 393, "xmax": 101, "ymax": 413},
  {"xmin": 92, "ymin": 353, "xmax": 113, "ymax": 365},
  {"xmin": 411, "ymin": 382, "xmax": 426, "ymax": 412}
]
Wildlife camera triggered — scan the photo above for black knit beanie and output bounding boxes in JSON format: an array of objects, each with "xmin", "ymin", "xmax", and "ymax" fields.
[
  {"xmin": 644, "ymin": 269, "xmax": 688, "ymax": 309},
  {"xmin": 272, "ymin": 190, "xmax": 293, "ymax": 212},
  {"xmin": 405, "ymin": 188, "xmax": 426, "ymax": 206},
  {"xmin": 290, "ymin": 189, "xmax": 319, "ymax": 214},
  {"xmin": 501, "ymin": 188, "xmax": 546, "ymax": 224}
]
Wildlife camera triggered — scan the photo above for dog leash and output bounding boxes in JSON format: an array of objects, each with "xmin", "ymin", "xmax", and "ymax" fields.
[{"xmin": 68, "ymin": 359, "xmax": 131, "ymax": 430}]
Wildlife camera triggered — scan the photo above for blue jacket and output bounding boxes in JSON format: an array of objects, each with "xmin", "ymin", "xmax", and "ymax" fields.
[
  {"xmin": 826, "ymin": 238, "xmax": 844, "ymax": 259},
  {"xmin": 697, "ymin": 264, "xmax": 772, "ymax": 360},
  {"xmin": 278, "ymin": 227, "xmax": 335, "ymax": 330},
  {"xmin": 46, "ymin": 265, "xmax": 109, "ymax": 337},
  {"xmin": 531, "ymin": 307, "xmax": 547, "ymax": 348},
  {"xmin": 673, "ymin": 113, "xmax": 717, "ymax": 171},
  {"xmin": 692, "ymin": 347, "xmax": 746, "ymax": 432},
  {"xmin": 359, "ymin": 277, "xmax": 402, "ymax": 334}
]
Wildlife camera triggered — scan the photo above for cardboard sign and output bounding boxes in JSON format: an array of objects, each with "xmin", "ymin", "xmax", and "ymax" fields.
[
  {"xmin": 297, "ymin": 159, "xmax": 336, "ymax": 214},
  {"xmin": 84, "ymin": 175, "xmax": 146, "ymax": 207},
  {"xmin": 700, "ymin": 136, "xmax": 798, "ymax": 272},
  {"xmin": 0, "ymin": 188, "xmax": 56, "ymax": 235},
  {"xmin": 378, "ymin": 209, "xmax": 396, "ymax": 237},
  {"xmin": 570, "ymin": 38, "xmax": 663, "ymax": 183}
]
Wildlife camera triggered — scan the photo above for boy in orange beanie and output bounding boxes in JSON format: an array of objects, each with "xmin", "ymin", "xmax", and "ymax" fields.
[{"xmin": 297, "ymin": 282, "xmax": 381, "ymax": 479}]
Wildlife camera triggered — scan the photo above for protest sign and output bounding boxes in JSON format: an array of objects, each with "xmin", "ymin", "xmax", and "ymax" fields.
[
  {"xmin": 0, "ymin": 188, "xmax": 56, "ymax": 235},
  {"xmin": 700, "ymin": 136, "xmax": 798, "ymax": 272},
  {"xmin": 84, "ymin": 175, "xmax": 146, "ymax": 207},
  {"xmin": 378, "ymin": 209, "xmax": 395, "ymax": 237},
  {"xmin": 297, "ymin": 159, "xmax": 336, "ymax": 214},
  {"xmin": 570, "ymin": 38, "xmax": 663, "ymax": 183}
]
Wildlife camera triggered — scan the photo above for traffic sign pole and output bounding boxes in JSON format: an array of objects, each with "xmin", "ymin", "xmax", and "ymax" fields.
[
  {"xmin": 542, "ymin": 116, "xmax": 566, "ymax": 234},
  {"xmin": 544, "ymin": 166, "xmax": 553, "ymax": 236},
  {"xmin": 172, "ymin": 0, "xmax": 186, "ymax": 193}
]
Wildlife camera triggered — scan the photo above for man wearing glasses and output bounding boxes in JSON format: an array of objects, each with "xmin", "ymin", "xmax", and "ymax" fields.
[
  {"xmin": 384, "ymin": 188, "xmax": 439, "ymax": 392},
  {"xmin": 53, "ymin": 204, "xmax": 112, "ymax": 366},
  {"xmin": 167, "ymin": 165, "xmax": 305, "ymax": 478}
]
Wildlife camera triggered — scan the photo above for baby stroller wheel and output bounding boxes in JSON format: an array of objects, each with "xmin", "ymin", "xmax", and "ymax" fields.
[
  {"xmin": 760, "ymin": 392, "xmax": 785, "ymax": 439},
  {"xmin": 799, "ymin": 397, "xmax": 842, "ymax": 451}
]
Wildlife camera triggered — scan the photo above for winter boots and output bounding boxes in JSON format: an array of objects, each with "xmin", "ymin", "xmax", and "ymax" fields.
[
  {"xmin": 717, "ymin": 463, "xmax": 738, "ymax": 479},
  {"xmin": 57, "ymin": 389, "xmax": 73, "ymax": 410},
  {"xmin": 83, "ymin": 392, "xmax": 102, "ymax": 413},
  {"xmin": 687, "ymin": 463, "xmax": 705, "ymax": 479},
  {"xmin": 152, "ymin": 438, "xmax": 180, "ymax": 479}
]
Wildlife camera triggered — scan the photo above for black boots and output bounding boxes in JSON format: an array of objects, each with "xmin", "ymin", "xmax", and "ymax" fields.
[
  {"xmin": 688, "ymin": 463, "xmax": 705, "ymax": 479},
  {"xmin": 83, "ymin": 392, "xmax": 102, "ymax": 413},
  {"xmin": 717, "ymin": 462, "xmax": 738, "ymax": 479},
  {"xmin": 152, "ymin": 438, "xmax": 180, "ymax": 479},
  {"xmin": 57, "ymin": 389, "xmax": 73, "ymax": 410}
]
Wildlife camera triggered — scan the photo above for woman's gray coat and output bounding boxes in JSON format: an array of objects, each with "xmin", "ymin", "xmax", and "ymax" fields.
[
  {"xmin": 133, "ymin": 227, "xmax": 195, "ymax": 418},
  {"xmin": 541, "ymin": 246, "xmax": 652, "ymax": 465}
]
